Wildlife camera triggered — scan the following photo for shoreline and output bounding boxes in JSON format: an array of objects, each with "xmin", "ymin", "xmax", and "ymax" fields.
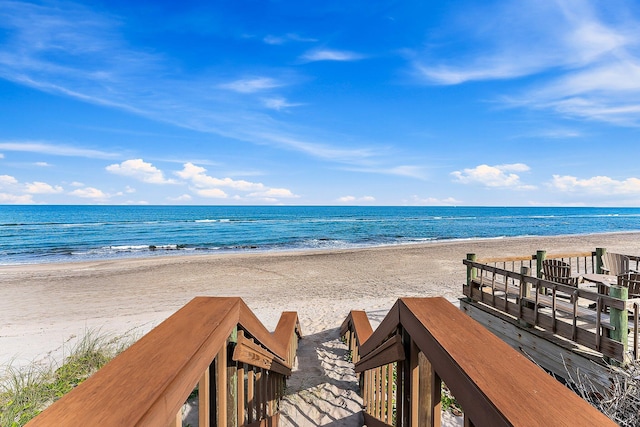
[
  {"xmin": 2, "ymin": 229, "xmax": 640, "ymax": 268},
  {"xmin": 2, "ymin": 231, "xmax": 640, "ymax": 368}
]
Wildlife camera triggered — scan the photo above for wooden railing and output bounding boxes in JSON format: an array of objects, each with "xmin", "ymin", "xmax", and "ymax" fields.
[
  {"xmin": 464, "ymin": 258, "xmax": 640, "ymax": 363},
  {"xmin": 472, "ymin": 250, "xmax": 597, "ymax": 277},
  {"xmin": 474, "ymin": 247, "xmax": 640, "ymax": 278},
  {"xmin": 341, "ymin": 297, "xmax": 615, "ymax": 426},
  {"xmin": 26, "ymin": 297, "xmax": 301, "ymax": 427}
]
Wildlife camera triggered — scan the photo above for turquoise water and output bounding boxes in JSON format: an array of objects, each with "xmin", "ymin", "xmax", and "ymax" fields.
[{"xmin": 1, "ymin": 205, "xmax": 639, "ymax": 265}]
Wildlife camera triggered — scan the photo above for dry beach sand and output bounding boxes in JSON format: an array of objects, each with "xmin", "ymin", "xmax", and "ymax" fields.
[{"xmin": 1, "ymin": 232, "xmax": 640, "ymax": 425}]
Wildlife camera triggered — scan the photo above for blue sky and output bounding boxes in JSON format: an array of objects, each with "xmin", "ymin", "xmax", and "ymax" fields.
[{"xmin": 1, "ymin": 0, "xmax": 640, "ymax": 206}]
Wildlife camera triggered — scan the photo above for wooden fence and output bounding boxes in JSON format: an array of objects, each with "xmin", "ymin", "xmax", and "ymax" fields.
[
  {"xmin": 26, "ymin": 297, "xmax": 301, "ymax": 427},
  {"xmin": 341, "ymin": 297, "xmax": 615, "ymax": 427}
]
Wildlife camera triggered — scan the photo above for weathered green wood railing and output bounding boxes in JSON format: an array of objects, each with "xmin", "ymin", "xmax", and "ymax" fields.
[
  {"xmin": 464, "ymin": 257, "xmax": 640, "ymax": 363},
  {"xmin": 341, "ymin": 297, "xmax": 615, "ymax": 426},
  {"xmin": 26, "ymin": 297, "xmax": 301, "ymax": 427},
  {"xmin": 473, "ymin": 247, "xmax": 640, "ymax": 278}
]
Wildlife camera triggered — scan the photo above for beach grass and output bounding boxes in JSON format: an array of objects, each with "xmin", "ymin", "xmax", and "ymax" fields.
[{"xmin": 0, "ymin": 329, "xmax": 136, "ymax": 427}]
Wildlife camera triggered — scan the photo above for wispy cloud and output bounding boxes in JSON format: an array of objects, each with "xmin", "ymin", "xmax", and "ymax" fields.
[
  {"xmin": 343, "ymin": 165, "xmax": 427, "ymax": 180},
  {"xmin": 451, "ymin": 163, "xmax": 536, "ymax": 190},
  {"xmin": 262, "ymin": 97, "xmax": 303, "ymax": 111},
  {"xmin": 300, "ymin": 49, "xmax": 365, "ymax": 62},
  {"xmin": 0, "ymin": 2, "xmax": 381, "ymax": 167},
  {"xmin": 0, "ymin": 141, "xmax": 120, "ymax": 159},
  {"xmin": 263, "ymin": 33, "xmax": 317, "ymax": 45},
  {"xmin": 414, "ymin": 0, "xmax": 640, "ymax": 125},
  {"xmin": 218, "ymin": 77, "xmax": 283, "ymax": 93}
]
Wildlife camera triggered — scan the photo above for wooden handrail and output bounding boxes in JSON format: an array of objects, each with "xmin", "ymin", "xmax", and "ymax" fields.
[
  {"xmin": 27, "ymin": 297, "xmax": 301, "ymax": 427},
  {"xmin": 343, "ymin": 298, "xmax": 616, "ymax": 426},
  {"xmin": 340, "ymin": 311, "xmax": 373, "ymax": 345}
]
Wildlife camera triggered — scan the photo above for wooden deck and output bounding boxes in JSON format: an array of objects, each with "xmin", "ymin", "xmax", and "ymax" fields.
[
  {"xmin": 463, "ymin": 247, "xmax": 640, "ymax": 396},
  {"xmin": 465, "ymin": 251, "xmax": 640, "ymax": 364}
]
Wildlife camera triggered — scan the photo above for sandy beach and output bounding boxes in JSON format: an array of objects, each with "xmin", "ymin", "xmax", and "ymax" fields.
[{"xmin": 2, "ymin": 232, "xmax": 639, "ymax": 425}]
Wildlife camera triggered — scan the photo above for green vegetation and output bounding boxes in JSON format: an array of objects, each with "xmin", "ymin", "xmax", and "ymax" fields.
[
  {"xmin": 441, "ymin": 382, "xmax": 462, "ymax": 416},
  {"xmin": 0, "ymin": 329, "xmax": 135, "ymax": 427}
]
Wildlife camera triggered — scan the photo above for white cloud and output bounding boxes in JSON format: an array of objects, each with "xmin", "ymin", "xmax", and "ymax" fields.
[
  {"xmin": 175, "ymin": 163, "xmax": 298, "ymax": 201},
  {"xmin": 35, "ymin": 162, "xmax": 50, "ymax": 167},
  {"xmin": 25, "ymin": 181, "xmax": 63, "ymax": 194},
  {"xmin": 300, "ymin": 49, "xmax": 364, "ymax": 62},
  {"xmin": 0, "ymin": 193, "xmax": 33, "ymax": 204},
  {"xmin": 69, "ymin": 187, "xmax": 109, "ymax": 200},
  {"xmin": 0, "ymin": 153, "xmax": 4, "ymax": 158},
  {"xmin": 0, "ymin": 175, "xmax": 64, "ymax": 201},
  {"xmin": 337, "ymin": 195, "xmax": 376, "ymax": 203},
  {"xmin": 194, "ymin": 188, "xmax": 228, "ymax": 199},
  {"xmin": 218, "ymin": 77, "xmax": 282, "ymax": 93},
  {"xmin": 549, "ymin": 175, "xmax": 640, "ymax": 195},
  {"xmin": 0, "ymin": 141, "xmax": 119, "ymax": 159},
  {"xmin": 0, "ymin": 175, "xmax": 18, "ymax": 187},
  {"xmin": 247, "ymin": 188, "xmax": 298, "ymax": 199},
  {"xmin": 338, "ymin": 196, "xmax": 356, "ymax": 202},
  {"xmin": 408, "ymin": 195, "xmax": 461, "ymax": 206},
  {"xmin": 176, "ymin": 163, "xmax": 265, "ymax": 191},
  {"xmin": 167, "ymin": 194, "xmax": 192, "ymax": 202},
  {"xmin": 106, "ymin": 159, "xmax": 177, "ymax": 184},
  {"xmin": 451, "ymin": 163, "xmax": 536, "ymax": 190}
]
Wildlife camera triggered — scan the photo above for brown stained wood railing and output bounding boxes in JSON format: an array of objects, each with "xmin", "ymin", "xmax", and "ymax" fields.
[
  {"xmin": 27, "ymin": 297, "xmax": 301, "ymax": 427},
  {"xmin": 342, "ymin": 297, "xmax": 616, "ymax": 427}
]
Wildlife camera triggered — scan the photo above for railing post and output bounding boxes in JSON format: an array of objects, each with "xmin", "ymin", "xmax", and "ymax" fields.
[
  {"xmin": 535, "ymin": 250, "xmax": 546, "ymax": 278},
  {"xmin": 466, "ymin": 253, "xmax": 477, "ymax": 287},
  {"xmin": 418, "ymin": 350, "xmax": 441, "ymax": 427},
  {"xmin": 399, "ymin": 328, "xmax": 410, "ymax": 426},
  {"xmin": 536, "ymin": 250, "xmax": 546, "ymax": 294},
  {"xmin": 216, "ymin": 339, "xmax": 228, "ymax": 426},
  {"xmin": 410, "ymin": 339, "xmax": 419, "ymax": 427},
  {"xmin": 609, "ymin": 285, "xmax": 629, "ymax": 366},
  {"xmin": 519, "ymin": 266, "xmax": 533, "ymax": 328},
  {"xmin": 227, "ymin": 327, "xmax": 238, "ymax": 427},
  {"xmin": 199, "ymin": 366, "xmax": 211, "ymax": 427},
  {"xmin": 596, "ymin": 247, "xmax": 606, "ymax": 274}
]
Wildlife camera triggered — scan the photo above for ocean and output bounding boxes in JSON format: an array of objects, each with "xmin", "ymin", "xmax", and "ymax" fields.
[{"xmin": 1, "ymin": 205, "xmax": 639, "ymax": 265}]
